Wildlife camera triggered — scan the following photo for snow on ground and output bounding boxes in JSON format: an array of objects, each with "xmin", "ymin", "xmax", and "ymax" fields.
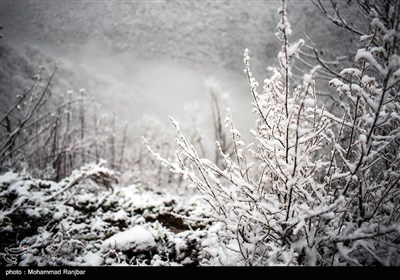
[
  {"xmin": 0, "ymin": 163, "xmax": 223, "ymax": 266},
  {"xmin": 103, "ymin": 225, "xmax": 156, "ymax": 252}
]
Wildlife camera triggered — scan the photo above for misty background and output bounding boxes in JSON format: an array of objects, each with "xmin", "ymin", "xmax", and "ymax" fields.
[{"xmin": 0, "ymin": 0, "xmax": 341, "ymax": 136}]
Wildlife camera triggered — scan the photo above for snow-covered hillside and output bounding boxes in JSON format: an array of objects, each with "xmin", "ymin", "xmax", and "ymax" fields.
[{"xmin": 0, "ymin": 163, "xmax": 221, "ymax": 266}]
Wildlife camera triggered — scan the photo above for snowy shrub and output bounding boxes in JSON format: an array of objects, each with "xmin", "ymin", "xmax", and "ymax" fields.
[
  {"xmin": 147, "ymin": 0, "xmax": 400, "ymax": 266},
  {"xmin": 320, "ymin": 0, "xmax": 400, "ymax": 265},
  {"xmin": 0, "ymin": 46, "xmax": 131, "ymax": 181}
]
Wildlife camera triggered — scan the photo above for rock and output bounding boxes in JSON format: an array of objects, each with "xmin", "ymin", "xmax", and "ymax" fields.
[{"xmin": 102, "ymin": 225, "xmax": 156, "ymax": 253}]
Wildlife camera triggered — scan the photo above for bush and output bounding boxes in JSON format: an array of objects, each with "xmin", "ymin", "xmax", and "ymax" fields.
[{"xmin": 147, "ymin": 0, "xmax": 400, "ymax": 265}]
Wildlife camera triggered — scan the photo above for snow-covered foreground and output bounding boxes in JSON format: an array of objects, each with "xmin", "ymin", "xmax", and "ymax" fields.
[{"xmin": 0, "ymin": 163, "xmax": 225, "ymax": 266}]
